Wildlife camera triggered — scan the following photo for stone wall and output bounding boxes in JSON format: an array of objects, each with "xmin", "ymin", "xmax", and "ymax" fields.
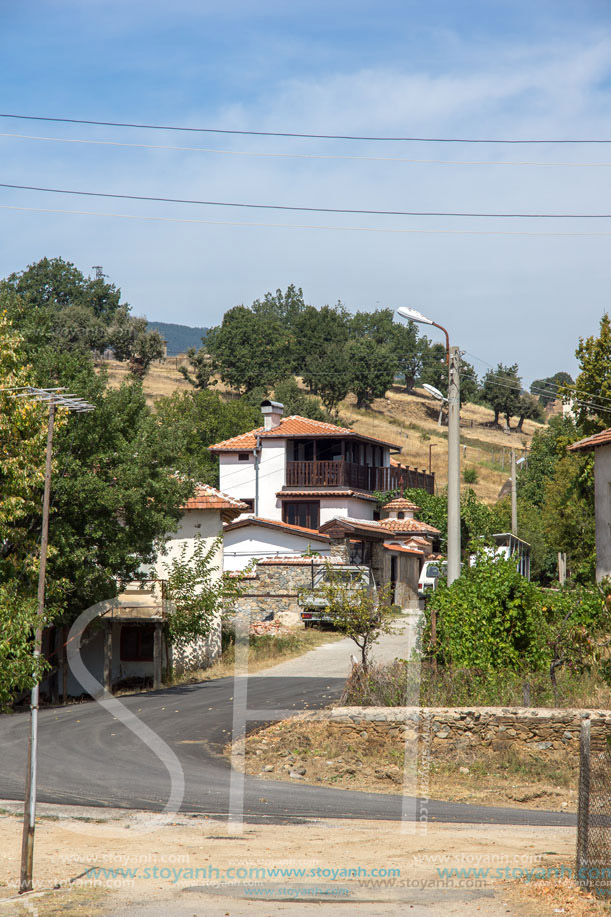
[
  {"xmin": 325, "ymin": 706, "xmax": 611, "ymax": 756},
  {"xmin": 233, "ymin": 561, "xmax": 319, "ymax": 624}
]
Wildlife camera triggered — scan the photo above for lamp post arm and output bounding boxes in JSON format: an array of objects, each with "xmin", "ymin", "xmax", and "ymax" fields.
[{"xmin": 431, "ymin": 321, "xmax": 450, "ymax": 364}]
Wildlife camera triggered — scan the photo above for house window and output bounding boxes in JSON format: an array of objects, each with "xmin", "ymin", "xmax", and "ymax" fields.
[
  {"xmin": 397, "ymin": 511, "xmax": 405, "ymax": 519},
  {"xmin": 241, "ymin": 498, "xmax": 255, "ymax": 512},
  {"xmin": 120, "ymin": 625, "xmax": 154, "ymax": 662},
  {"xmin": 238, "ymin": 452, "xmax": 250, "ymax": 462},
  {"xmin": 283, "ymin": 501, "xmax": 320, "ymax": 529}
]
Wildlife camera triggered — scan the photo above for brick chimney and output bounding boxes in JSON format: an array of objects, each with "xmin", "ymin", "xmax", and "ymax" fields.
[{"xmin": 261, "ymin": 400, "xmax": 284, "ymax": 431}]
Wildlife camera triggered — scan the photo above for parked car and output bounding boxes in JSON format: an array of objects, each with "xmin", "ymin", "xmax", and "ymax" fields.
[
  {"xmin": 418, "ymin": 560, "xmax": 447, "ymax": 599},
  {"xmin": 298, "ymin": 564, "xmax": 373, "ymax": 627}
]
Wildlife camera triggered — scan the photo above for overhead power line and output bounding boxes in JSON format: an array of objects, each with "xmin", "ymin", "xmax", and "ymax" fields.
[
  {"xmin": 5, "ymin": 203, "xmax": 611, "ymax": 237},
  {"xmin": 4, "ymin": 131, "xmax": 611, "ymax": 167},
  {"xmin": 2, "ymin": 182, "xmax": 611, "ymax": 219},
  {"xmin": 1, "ymin": 112, "xmax": 611, "ymax": 144}
]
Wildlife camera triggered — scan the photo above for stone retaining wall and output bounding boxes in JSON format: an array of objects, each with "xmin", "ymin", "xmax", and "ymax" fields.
[{"xmin": 325, "ymin": 707, "xmax": 611, "ymax": 756}]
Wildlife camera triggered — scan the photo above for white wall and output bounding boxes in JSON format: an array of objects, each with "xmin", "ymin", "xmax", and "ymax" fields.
[
  {"xmin": 224, "ymin": 524, "xmax": 331, "ymax": 571},
  {"xmin": 157, "ymin": 508, "xmax": 225, "ymax": 666},
  {"xmin": 219, "ymin": 439, "xmax": 286, "ymax": 520},
  {"xmin": 319, "ymin": 496, "xmax": 375, "ymax": 523},
  {"xmin": 158, "ymin": 509, "xmax": 224, "ymax": 576},
  {"xmin": 595, "ymin": 444, "xmax": 611, "ymax": 581}
]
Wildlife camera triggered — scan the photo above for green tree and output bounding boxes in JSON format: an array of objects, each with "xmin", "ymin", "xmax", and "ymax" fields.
[
  {"xmin": 205, "ymin": 305, "xmax": 294, "ymax": 393},
  {"xmin": 531, "ymin": 371, "xmax": 573, "ymax": 407},
  {"xmin": 179, "ymin": 347, "xmax": 217, "ymax": 390},
  {"xmin": 515, "ymin": 391, "xmax": 545, "ymax": 432},
  {"xmin": 272, "ymin": 378, "xmax": 328, "ymax": 421},
  {"xmin": 346, "ymin": 338, "xmax": 397, "ymax": 409},
  {"xmin": 251, "ymin": 284, "xmax": 307, "ymax": 327},
  {"xmin": 294, "ymin": 304, "xmax": 352, "ymax": 414},
  {"xmin": 0, "ymin": 309, "xmax": 49, "ymax": 582},
  {"xmin": 152, "ymin": 390, "xmax": 261, "ymax": 485},
  {"xmin": 0, "ymin": 312, "xmax": 58, "ymax": 708},
  {"xmin": 162, "ymin": 535, "xmax": 246, "ymax": 651},
  {"xmin": 494, "ymin": 416, "xmax": 592, "ymax": 584},
  {"xmin": 481, "ymin": 363, "xmax": 522, "ymax": 426},
  {"xmin": 565, "ymin": 313, "xmax": 611, "ymax": 433},
  {"xmin": 42, "ymin": 375, "xmax": 194, "ymax": 621},
  {"xmin": 416, "ymin": 341, "xmax": 448, "ymax": 393},
  {"xmin": 541, "ymin": 453, "xmax": 595, "ymax": 583},
  {"xmin": 0, "ymin": 587, "xmax": 48, "ymax": 711},
  {"xmin": 107, "ymin": 307, "xmax": 166, "ymax": 377},
  {"xmin": 320, "ymin": 569, "xmax": 395, "ymax": 669},
  {"xmin": 3, "ymin": 257, "xmax": 163, "ymax": 376}
]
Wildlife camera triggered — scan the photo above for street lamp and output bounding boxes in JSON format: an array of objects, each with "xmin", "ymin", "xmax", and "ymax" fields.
[{"xmin": 396, "ymin": 307, "xmax": 461, "ymax": 585}]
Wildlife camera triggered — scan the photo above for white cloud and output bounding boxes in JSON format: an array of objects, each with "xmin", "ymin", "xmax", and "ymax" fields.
[{"xmin": 3, "ymin": 32, "xmax": 611, "ymax": 382}]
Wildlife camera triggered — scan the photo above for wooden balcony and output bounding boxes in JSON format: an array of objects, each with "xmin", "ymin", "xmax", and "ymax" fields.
[{"xmin": 286, "ymin": 460, "xmax": 434, "ymax": 494}]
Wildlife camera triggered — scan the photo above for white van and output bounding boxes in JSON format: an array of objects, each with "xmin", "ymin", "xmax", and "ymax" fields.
[{"xmin": 418, "ymin": 560, "xmax": 446, "ymax": 599}]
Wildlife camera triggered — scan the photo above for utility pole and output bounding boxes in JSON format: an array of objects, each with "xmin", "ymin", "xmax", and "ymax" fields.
[
  {"xmin": 446, "ymin": 346, "xmax": 461, "ymax": 585},
  {"xmin": 396, "ymin": 307, "xmax": 461, "ymax": 585},
  {"xmin": 16, "ymin": 388, "xmax": 94, "ymax": 894},
  {"xmin": 511, "ymin": 448, "xmax": 518, "ymax": 536}
]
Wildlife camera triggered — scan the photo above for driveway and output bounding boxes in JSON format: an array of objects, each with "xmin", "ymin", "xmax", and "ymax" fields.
[{"xmin": 260, "ymin": 617, "xmax": 419, "ymax": 678}]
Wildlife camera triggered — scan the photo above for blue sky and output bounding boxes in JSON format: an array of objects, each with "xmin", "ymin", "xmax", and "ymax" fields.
[{"xmin": 2, "ymin": 1, "xmax": 611, "ymax": 383}]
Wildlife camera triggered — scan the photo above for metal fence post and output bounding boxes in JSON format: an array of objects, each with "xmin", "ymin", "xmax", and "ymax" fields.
[{"xmin": 577, "ymin": 718, "xmax": 591, "ymax": 887}]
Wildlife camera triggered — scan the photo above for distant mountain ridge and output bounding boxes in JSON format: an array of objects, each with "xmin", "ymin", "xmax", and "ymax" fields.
[{"xmin": 146, "ymin": 321, "xmax": 207, "ymax": 356}]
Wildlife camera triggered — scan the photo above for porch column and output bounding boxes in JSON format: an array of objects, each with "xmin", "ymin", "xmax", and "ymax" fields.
[
  {"xmin": 104, "ymin": 623, "xmax": 113, "ymax": 693},
  {"xmin": 153, "ymin": 622, "xmax": 163, "ymax": 690}
]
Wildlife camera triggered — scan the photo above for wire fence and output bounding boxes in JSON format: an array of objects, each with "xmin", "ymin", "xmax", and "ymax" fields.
[{"xmin": 577, "ymin": 719, "xmax": 611, "ymax": 896}]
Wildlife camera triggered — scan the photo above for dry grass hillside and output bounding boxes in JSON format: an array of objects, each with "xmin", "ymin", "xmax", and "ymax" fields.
[
  {"xmin": 342, "ymin": 387, "xmax": 545, "ymax": 504},
  {"xmin": 101, "ymin": 357, "xmax": 546, "ymax": 505}
]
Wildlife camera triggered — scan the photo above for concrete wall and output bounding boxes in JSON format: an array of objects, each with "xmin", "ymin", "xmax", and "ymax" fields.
[
  {"xmin": 223, "ymin": 525, "xmax": 331, "ymax": 571},
  {"xmin": 594, "ymin": 443, "xmax": 611, "ymax": 581}
]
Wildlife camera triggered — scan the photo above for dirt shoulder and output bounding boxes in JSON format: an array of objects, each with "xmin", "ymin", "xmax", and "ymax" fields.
[
  {"xmin": 0, "ymin": 800, "xmax": 596, "ymax": 916},
  {"xmin": 234, "ymin": 714, "xmax": 578, "ymax": 812}
]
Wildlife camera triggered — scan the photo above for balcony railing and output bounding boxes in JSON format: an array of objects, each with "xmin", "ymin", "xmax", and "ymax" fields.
[{"xmin": 286, "ymin": 460, "xmax": 434, "ymax": 494}]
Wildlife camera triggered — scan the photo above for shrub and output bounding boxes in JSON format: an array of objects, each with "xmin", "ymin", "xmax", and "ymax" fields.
[
  {"xmin": 427, "ymin": 552, "xmax": 548, "ymax": 672},
  {"xmin": 463, "ymin": 466, "xmax": 478, "ymax": 484}
]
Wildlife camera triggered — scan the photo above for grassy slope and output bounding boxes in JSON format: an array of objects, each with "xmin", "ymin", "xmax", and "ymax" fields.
[{"xmin": 101, "ymin": 357, "xmax": 545, "ymax": 505}]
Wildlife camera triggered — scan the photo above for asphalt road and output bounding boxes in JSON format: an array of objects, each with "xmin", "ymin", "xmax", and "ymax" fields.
[{"xmin": 0, "ymin": 676, "xmax": 575, "ymax": 826}]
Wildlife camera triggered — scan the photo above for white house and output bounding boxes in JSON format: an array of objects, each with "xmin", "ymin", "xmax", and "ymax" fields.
[
  {"xmin": 60, "ymin": 484, "xmax": 247, "ymax": 698},
  {"xmin": 209, "ymin": 400, "xmax": 435, "ymax": 570}
]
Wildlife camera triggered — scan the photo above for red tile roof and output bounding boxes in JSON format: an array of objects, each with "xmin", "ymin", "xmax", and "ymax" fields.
[
  {"xmin": 276, "ymin": 490, "xmax": 378, "ymax": 502},
  {"xmin": 380, "ymin": 518, "xmax": 440, "ymax": 535},
  {"xmin": 208, "ymin": 414, "xmax": 401, "ymax": 451},
  {"xmin": 383, "ymin": 497, "xmax": 421, "ymax": 512},
  {"xmin": 182, "ymin": 484, "xmax": 248, "ymax": 521},
  {"xmin": 223, "ymin": 516, "xmax": 331, "ymax": 541},
  {"xmin": 568, "ymin": 429, "xmax": 611, "ymax": 452},
  {"xmin": 383, "ymin": 543, "xmax": 424, "ymax": 556}
]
